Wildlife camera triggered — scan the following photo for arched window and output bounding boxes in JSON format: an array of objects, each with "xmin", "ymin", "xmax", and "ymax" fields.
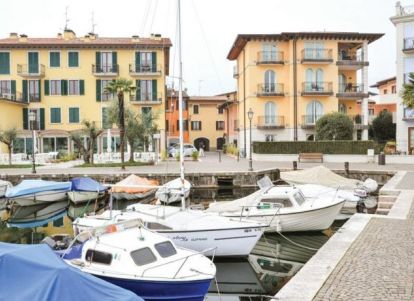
[
  {"xmin": 264, "ymin": 70, "xmax": 276, "ymax": 92},
  {"xmin": 338, "ymin": 74, "xmax": 346, "ymax": 92},
  {"xmin": 306, "ymin": 100, "xmax": 323, "ymax": 124},
  {"xmin": 316, "ymin": 68, "xmax": 324, "ymax": 85},
  {"xmin": 265, "ymin": 102, "xmax": 276, "ymax": 124},
  {"xmin": 305, "ymin": 68, "xmax": 314, "ymax": 91},
  {"xmin": 339, "ymin": 103, "xmax": 347, "ymax": 114}
]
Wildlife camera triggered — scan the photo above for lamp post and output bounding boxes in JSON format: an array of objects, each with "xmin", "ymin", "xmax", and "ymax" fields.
[
  {"xmin": 28, "ymin": 111, "xmax": 36, "ymax": 174},
  {"xmin": 247, "ymin": 108, "xmax": 254, "ymax": 172}
]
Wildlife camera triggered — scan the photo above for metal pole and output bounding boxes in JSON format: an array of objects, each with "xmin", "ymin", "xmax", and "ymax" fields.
[
  {"xmin": 248, "ymin": 118, "xmax": 253, "ymax": 171},
  {"xmin": 178, "ymin": 0, "xmax": 185, "ymax": 211},
  {"xmin": 31, "ymin": 121, "xmax": 36, "ymax": 174}
]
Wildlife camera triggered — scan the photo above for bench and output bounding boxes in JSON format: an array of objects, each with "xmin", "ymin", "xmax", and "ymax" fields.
[{"xmin": 298, "ymin": 152, "xmax": 323, "ymax": 163}]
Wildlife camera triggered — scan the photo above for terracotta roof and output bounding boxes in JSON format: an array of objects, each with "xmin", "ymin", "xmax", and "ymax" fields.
[
  {"xmin": 370, "ymin": 76, "xmax": 396, "ymax": 88},
  {"xmin": 227, "ymin": 32, "xmax": 384, "ymax": 60},
  {"xmin": 188, "ymin": 96, "xmax": 228, "ymax": 102}
]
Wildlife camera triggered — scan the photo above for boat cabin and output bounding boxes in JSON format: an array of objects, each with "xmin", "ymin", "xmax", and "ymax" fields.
[{"xmin": 258, "ymin": 186, "xmax": 306, "ymax": 209}]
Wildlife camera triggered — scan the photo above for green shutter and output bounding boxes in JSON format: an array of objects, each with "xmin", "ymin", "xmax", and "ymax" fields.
[
  {"xmin": 68, "ymin": 52, "xmax": 78, "ymax": 67},
  {"xmin": 22, "ymin": 80, "xmax": 28, "ymax": 102},
  {"xmin": 69, "ymin": 108, "xmax": 79, "ymax": 123},
  {"xmin": 152, "ymin": 80, "xmax": 157, "ymax": 101},
  {"xmin": 50, "ymin": 52, "xmax": 60, "ymax": 67},
  {"xmin": 151, "ymin": 52, "xmax": 157, "ymax": 72},
  {"xmin": 61, "ymin": 80, "xmax": 68, "ymax": 95},
  {"xmin": 80, "ymin": 80, "xmax": 85, "ymax": 95},
  {"xmin": 44, "ymin": 80, "xmax": 49, "ymax": 96},
  {"xmin": 51, "ymin": 108, "xmax": 61, "ymax": 123},
  {"xmin": 96, "ymin": 80, "xmax": 101, "ymax": 101},
  {"xmin": 112, "ymin": 52, "xmax": 117, "ymax": 71},
  {"xmin": 95, "ymin": 51, "xmax": 100, "ymax": 70},
  {"xmin": 23, "ymin": 108, "xmax": 28, "ymax": 130},
  {"xmin": 0, "ymin": 53, "xmax": 10, "ymax": 74},
  {"xmin": 11, "ymin": 80, "xmax": 16, "ymax": 95},
  {"xmin": 37, "ymin": 80, "xmax": 41, "ymax": 101},
  {"xmin": 136, "ymin": 80, "xmax": 141, "ymax": 101},
  {"xmin": 40, "ymin": 108, "xmax": 45, "ymax": 130},
  {"xmin": 135, "ymin": 52, "xmax": 141, "ymax": 72}
]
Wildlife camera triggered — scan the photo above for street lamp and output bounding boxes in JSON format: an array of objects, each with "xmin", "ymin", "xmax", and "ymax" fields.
[
  {"xmin": 247, "ymin": 108, "xmax": 254, "ymax": 172},
  {"xmin": 28, "ymin": 111, "xmax": 36, "ymax": 174}
]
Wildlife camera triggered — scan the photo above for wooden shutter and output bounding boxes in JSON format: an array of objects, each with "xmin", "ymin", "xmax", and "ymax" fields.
[
  {"xmin": 11, "ymin": 80, "xmax": 16, "ymax": 95},
  {"xmin": 152, "ymin": 79, "xmax": 157, "ymax": 101},
  {"xmin": 151, "ymin": 52, "xmax": 157, "ymax": 72},
  {"xmin": 199, "ymin": 121, "xmax": 202, "ymax": 131},
  {"xmin": 22, "ymin": 80, "xmax": 28, "ymax": 101},
  {"xmin": 40, "ymin": 108, "xmax": 45, "ymax": 130},
  {"xmin": 96, "ymin": 80, "xmax": 101, "ymax": 101},
  {"xmin": 23, "ymin": 108, "xmax": 28, "ymax": 130},
  {"xmin": 80, "ymin": 80, "xmax": 85, "ymax": 95},
  {"xmin": 136, "ymin": 80, "xmax": 141, "ymax": 101},
  {"xmin": 61, "ymin": 80, "xmax": 68, "ymax": 95},
  {"xmin": 37, "ymin": 80, "xmax": 41, "ymax": 101},
  {"xmin": 0, "ymin": 53, "xmax": 10, "ymax": 74},
  {"xmin": 135, "ymin": 52, "xmax": 141, "ymax": 72},
  {"xmin": 95, "ymin": 51, "xmax": 100, "ymax": 69},
  {"xmin": 44, "ymin": 80, "xmax": 49, "ymax": 96},
  {"xmin": 112, "ymin": 52, "xmax": 117, "ymax": 72}
]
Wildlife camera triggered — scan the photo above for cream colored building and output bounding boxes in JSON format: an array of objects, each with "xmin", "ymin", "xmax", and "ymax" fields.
[{"xmin": 227, "ymin": 32, "xmax": 383, "ymax": 156}]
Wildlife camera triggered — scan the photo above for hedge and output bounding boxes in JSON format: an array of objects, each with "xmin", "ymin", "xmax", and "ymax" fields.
[{"xmin": 253, "ymin": 141, "xmax": 379, "ymax": 155}]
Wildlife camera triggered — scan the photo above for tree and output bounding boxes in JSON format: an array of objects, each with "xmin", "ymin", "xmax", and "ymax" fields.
[
  {"xmin": 371, "ymin": 110, "xmax": 396, "ymax": 143},
  {"xmin": 315, "ymin": 112, "xmax": 354, "ymax": 140},
  {"xmin": 70, "ymin": 120, "xmax": 103, "ymax": 164},
  {"xmin": 138, "ymin": 110, "xmax": 160, "ymax": 152},
  {"xmin": 0, "ymin": 128, "xmax": 17, "ymax": 165},
  {"xmin": 402, "ymin": 72, "xmax": 414, "ymax": 109},
  {"xmin": 104, "ymin": 79, "xmax": 136, "ymax": 170}
]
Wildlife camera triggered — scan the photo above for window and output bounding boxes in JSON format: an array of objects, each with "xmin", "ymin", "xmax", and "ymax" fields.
[
  {"xmin": 383, "ymin": 89, "xmax": 388, "ymax": 94},
  {"xmin": 68, "ymin": 80, "xmax": 80, "ymax": 95},
  {"xmin": 50, "ymin": 80, "xmax": 61, "ymax": 95},
  {"xmin": 193, "ymin": 104, "xmax": 199, "ymax": 114},
  {"xmin": 43, "ymin": 137, "xmax": 56, "ymax": 152},
  {"xmin": 265, "ymin": 135, "xmax": 275, "ymax": 142},
  {"xmin": 49, "ymin": 52, "xmax": 60, "ymax": 67},
  {"xmin": 305, "ymin": 100, "xmax": 323, "ymax": 124},
  {"xmin": 0, "ymin": 80, "xmax": 11, "ymax": 94},
  {"xmin": 0, "ymin": 52, "xmax": 10, "ymax": 74},
  {"xmin": 391, "ymin": 85, "xmax": 396, "ymax": 94},
  {"xmin": 262, "ymin": 44, "xmax": 278, "ymax": 61},
  {"xmin": 28, "ymin": 80, "xmax": 40, "ymax": 102},
  {"xmin": 140, "ymin": 80, "xmax": 153, "ymax": 100},
  {"xmin": 218, "ymin": 107, "xmax": 224, "ymax": 114},
  {"xmin": 216, "ymin": 121, "xmax": 225, "ymax": 130},
  {"xmin": 368, "ymin": 109, "xmax": 375, "ymax": 116},
  {"xmin": 69, "ymin": 108, "xmax": 80, "ymax": 123},
  {"xmin": 101, "ymin": 80, "xmax": 114, "ymax": 101},
  {"xmin": 102, "ymin": 107, "xmax": 111, "ymax": 129},
  {"xmin": 260, "ymin": 197, "xmax": 292, "ymax": 208},
  {"xmin": 154, "ymin": 241, "xmax": 177, "ymax": 258},
  {"xmin": 56, "ymin": 137, "xmax": 68, "ymax": 153},
  {"xmin": 68, "ymin": 51, "xmax": 79, "ymax": 67},
  {"xmin": 338, "ymin": 103, "xmax": 347, "ymax": 114},
  {"xmin": 293, "ymin": 192, "xmax": 306, "ymax": 206},
  {"xmin": 50, "ymin": 108, "xmax": 61, "ymax": 124},
  {"xmin": 99, "ymin": 51, "xmax": 115, "ymax": 72},
  {"xmin": 130, "ymin": 247, "xmax": 157, "ymax": 266},
  {"xmin": 265, "ymin": 102, "xmax": 276, "ymax": 124},
  {"xmin": 13, "ymin": 138, "xmax": 25, "ymax": 154},
  {"xmin": 177, "ymin": 119, "xmax": 189, "ymax": 131},
  {"xmin": 166, "ymin": 120, "xmax": 169, "ymax": 132},
  {"xmin": 86, "ymin": 249, "xmax": 112, "ymax": 265},
  {"xmin": 264, "ymin": 70, "xmax": 276, "ymax": 92},
  {"xmin": 53, "ymin": 217, "xmax": 64, "ymax": 227},
  {"xmin": 139, "ymin": 52, "xmax": 153, "ymax": 71},
  {"xmin": 191, "ymin": 121, "xmax": 202, "ymax": 131}
]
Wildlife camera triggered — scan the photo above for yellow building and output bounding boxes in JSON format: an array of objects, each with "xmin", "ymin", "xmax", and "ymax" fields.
[
  {"xmin": 227, "ymin": 32, "xmax": 383, "ymax": 156},
  {"xmin": 188, "ymin": 96, "xmax": 227, "ymax": 151},
  {"xmin": 0, "ymin": 30, "xmax": 171, "ymax": 155}
]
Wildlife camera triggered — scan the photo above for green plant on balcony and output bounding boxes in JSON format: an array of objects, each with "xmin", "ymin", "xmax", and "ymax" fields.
[
  {"xmin": 402, "ymin": 72, "xmax": 414, "ymax": 109},
  {"xmin": 315, "ymin": 113, "xmax": 353, "ymax": 141}
]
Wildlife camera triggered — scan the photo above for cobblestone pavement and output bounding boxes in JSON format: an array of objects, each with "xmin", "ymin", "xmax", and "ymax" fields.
[{"xmin": 313, "ymin": 200, "xmax": 414, "ymax": 301}]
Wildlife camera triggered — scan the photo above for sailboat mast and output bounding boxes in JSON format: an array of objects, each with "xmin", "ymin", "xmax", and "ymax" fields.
[{"xmin": 177, "ymin": 0, "xmax": 185, "ymax": 211}]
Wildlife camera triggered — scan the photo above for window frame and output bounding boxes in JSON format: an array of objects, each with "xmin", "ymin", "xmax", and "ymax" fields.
[
  {"xmin": 68, "ymin": 107, "xmax": 80, "ymax": 124},
  {"xmin": 85, "ymin": 249, "xmax": 113, "ymax": 265},
  {"xmin": 68, "ymin": 51, "xmax": 80, "ymax": 68},
  {"xmin": 0, "ymin": 51, "xmax": 11, "ymax": 75},
  {"xmin": 130, "ymin": 247, "xmax": 157, "ymax": 266},
  {"xmin": 68, "ymin": 79, "xmax": 80, "ymax": 96},
  {"xmin": 50, "ymin": 79, "xmax": 62, "ymax": 96},
  {"xmin": 154, "ymin": 241, "xmax": 177, "ymax": 258},
  {"xmin": 193, "ymin": 104, "xmax": 199, "ymax": 114},
  {"xmin": 49, "ymin": 51, "xmax": 61, "ymax": 68},
  {"xmin": 50, "ymin": 107, "xmax": 62, "ymax": 124}
]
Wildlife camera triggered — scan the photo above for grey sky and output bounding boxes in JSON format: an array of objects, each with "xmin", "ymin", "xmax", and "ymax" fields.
[{"xmin": 0, "ymin": 0, "xmax": 404, "ymax": 96}]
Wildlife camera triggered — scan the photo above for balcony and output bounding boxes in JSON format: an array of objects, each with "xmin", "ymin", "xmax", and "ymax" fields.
[
  {"xmin": 129, "ymin": 63, "xmax": 161, "ymax": 76},
  {"xmin": 257, "ymin": 116, "xmax": 285, "ymax": 129},
  {"xmin": 337, "ymin": 50, "xmax": 368, "ymax": 70},
  {"xmin": 301, "ymin": 49, "xmax": 333, "ymax": 64},
  {"xmin": 17, "ymin": 64, "xmax": 45, "ymax": 78},
  {"xmin": 92, "ymin": 64, "xmax": 119, "ymax": 76},
  {"xmin": 301, "ymin": 82, "xmax": 333, "ymax": 96},
  {"xmin": 350, "ymin": 115, "xmax": 368, "ymax": 129},
  {"xmin": 256, "ymin": 51, "xmax": 284, "ymax": 65},
  {"xmin": 301, "ymin": 115, "xmax": 322, "ymax": 129},
  {"xmin": 257, "ymin": 83, "xmax": 284, "ymax": 97},
  {"xmin": 27, "ymin": 93, "xmax": 41, "ymax": 102},
  {"xmin": 233, "ymin": 66, "xmax": 239, "ymax": 78},
  {"xmin": 403, "ymin": 107, "xmax": 414, "ymax": 121},
  {"xmin": 0, "ymin": 91, "xmax": 27, "ymax": 104},
  {"xmin": 130, "ymin": 92, "xmax": 163, "ymax": 105},
  {"xmin": 404, "ymin": 38, "xmax": 414, "ymax": 53},
  {"xmin": 336, "ymin": 83, "xmax": 368, "ymax": 99}
]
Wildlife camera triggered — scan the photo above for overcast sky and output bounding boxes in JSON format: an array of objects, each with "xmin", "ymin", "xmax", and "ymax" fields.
[{"xmin": 0, "ymin": 0, "xmax": 407, "ymax": 95}]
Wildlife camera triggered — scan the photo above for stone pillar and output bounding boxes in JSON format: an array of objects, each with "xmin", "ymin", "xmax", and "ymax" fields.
[{"xmin": 361, "ymin": 41, "xmax": 369, "ymax": 141}]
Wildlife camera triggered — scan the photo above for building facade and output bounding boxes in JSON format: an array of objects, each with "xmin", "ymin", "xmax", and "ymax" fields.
[
  {"xmin": 165, "ymin": 88, "xmax": 189, "ymax": 146},
  {"xmin": 369, "ymin": 76, "xmax": 397, "ymax": 124},
  {"xmin": 0, "ymin": 30, "xmax": 171, "ymax": 155},
  {"xmin": 227, "ymin": 32, "xmax": 383, "ymax": 156},
  {"xmin": 391, "ymin": 2, "xmax": 414, "ymax": 154}
]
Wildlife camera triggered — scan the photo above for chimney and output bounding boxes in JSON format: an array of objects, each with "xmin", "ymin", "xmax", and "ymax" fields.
[
  {"xmin": 9, "ymin": 33, "xmax": 18, "ymax": 39},
  {"xmin": 88, "ymin": 32, "xmax": 97, "ymax": 40},
  {"xmin": 57, "ymin": 33, "xmax": 63, "ymax": 39},
  {"xmin": 150, "ymin": 33, "xmax": 162, "ymax": 40},
  {"xmin": 63, "ymin": 29, "xmax": 76, "ymax": 40},
  {"xmin": 19, "ymin": 34, "xmax": 28, "ymax": 42},
  {"xmin": 132, "ymin": 35, "xmax": 140, "ymax": 43}
]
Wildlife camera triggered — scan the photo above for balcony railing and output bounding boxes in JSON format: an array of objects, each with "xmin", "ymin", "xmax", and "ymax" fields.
[
  {"xmin": 350, "ymin": 115, "xmax": 368, "ymax": 129},
  {"xmin": 129, "ymin": 63, "xmax": 161, "ymax": 76},
  {"xmin": 404, "ymin": 38, "xmax": 414, "ymax": 52},
  {"xmin": 301, "ymin": 49, "xmax": 333, "ymax": 63},
  {"xmin": 130, "ymin": 92, "xmax": 163, "ymax": 104},
  {"xmin": 27, "ymin": 93, "xmax": 41, "ymax": 102},
  {"xmin": 17, "ymin": 64, "xmax": 45, "ymax": 77},
  {"xmin": 337, "ymin": 50, "xmax": 368, "ymax": 68},
  {"xmin": 0, "ymin": 91, "xmax": 27, "ymax": 104},
  {"xmin": 403, "ymin": 107, "xmax": 414, "ymax": 120},
  {"xmin": 233, "ymin": 66, "xmax": 239, "ymax": 78},
  {"xmin": 301, "ymin": 115, "xmax": 322, "ymax": 128},
  {"xmin": 256, "ymin": 51, "xmax": 284, "ymax": 64},
  {"xmin": 257, "ymin": 83, "xmax": 284, "ymax": 97},
  {"xmin": 337, "ymin": 83, "xmax": 368, "ymax": 99},
  {"xmin": 257, "ymin": 116, "xmax": 285, "ymax": 129},
  {"xmin": 301, "ymin": 82, "xmax": 333, "ymax": 96},
  {"xmin": 92, "ymin": 64, "xmax": 119, "ymax": 76}
]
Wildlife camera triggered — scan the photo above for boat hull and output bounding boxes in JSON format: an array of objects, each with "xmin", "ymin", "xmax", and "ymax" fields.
[
  {"xmin": 96, "ymin": 274, "xmax": 212, "ymax": 301},
  {"xmin": 68, "ymin": 191, "xmax": 101, "ymax": 204},
  {"xmin": 11, "ymin": 190, "xmax": 69, "ymax": 207},
  {"xmin": 8, "ymin": 201, "xmax": 68, "ymax": 223}
]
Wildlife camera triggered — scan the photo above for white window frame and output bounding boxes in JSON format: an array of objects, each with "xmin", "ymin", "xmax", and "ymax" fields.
[
  {"xmin": 0, "ymin": 80, "xmax": 11, "ymax": 94},
  {"xmin": 68, "ymin": 79, "xmax": 80, "ymax": 96},
  {"xmin": 67, "ymin": 50, "xmax": 80, "ymax": 68},
  {"xmin": 50, "ymin": 79, "xmax": 62, "ymax": 96},
  {"xmin": 28, "ymin": 80, "xmax": 40, "ymax": 101},
  {"xmin": 50, "ymin": 107, "xmax": 62, "ymax": 124},
  {"xmin": 48, "ymin": 50, "xmax": 61, "ymax": 68}
]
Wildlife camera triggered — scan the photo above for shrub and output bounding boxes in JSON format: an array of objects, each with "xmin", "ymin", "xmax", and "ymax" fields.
[
  {"xmin": 191, "ymin": 151, "xmax": 199, "ymax": 161},
  {"xmin": 161, "ymin": 150, "xmax": 168, "ymax": 161},
  {"xmin": 225, "ymin": 143, "xmax": 239, "ymax": 156},
  {"xmin": 371, "ymin": 111, "xmax": 396, "ymax": 143},
  {"xmin": 316, "ymin": 113, "xmax": 354, "ymax": 141}
]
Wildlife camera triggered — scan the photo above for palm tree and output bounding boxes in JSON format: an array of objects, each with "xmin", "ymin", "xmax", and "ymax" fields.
[
  {"xmin": 105, "ymin": 79, "xmax": 136, "ymax": 170},
  {"xmin": 0, "ymin": 128, "xmax": 17, "ymax": 165},
  {"xmin": 70, "ymin": 120, "xmax": 103, "ymax": 164},
  {"xmin": 402, "ymin": 72, "xmax": 414, "ymax": 109}
]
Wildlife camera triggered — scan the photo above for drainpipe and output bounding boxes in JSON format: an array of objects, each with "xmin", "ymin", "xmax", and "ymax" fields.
[
  {"xmin": 243, "ymin": 49, "xmax": 247, "ymax": 156},
  {"xmin": 293, "ymin": 36, "xmax": 298, "ymax": 141}
]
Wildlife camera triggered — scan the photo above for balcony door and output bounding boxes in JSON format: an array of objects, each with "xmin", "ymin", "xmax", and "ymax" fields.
[
  {"xmin": 262, "ymin": 44, "xmax": 278, "ymax": 61},
  {"xmin": 28, "ymin": 52, "xmax": 39, "ymax": 74},
  {"xmin": 140, "ymin": 52, "xmax": 152, "ymax": 71},
  {"xmin": 338, "ymin": 74, "xmax": 346, "ymax": 92},
  {"xmin": 265, "ymin": 101, "xmax": 276, "ymax": 125},
  {"xmin": 264, "ymin": 70, "xmax": 276, "ymax": 92},
  {"xmin": 304, "ymin": 42, "xmax": 324, "ymax": 59},
  {"xmin": 140, "ymin": 80, "xmax": 153, "ymax": 101},
  {"xmin": 100, "ymin": 52, "xmax": 113, "ymax": 73},
  {"xmin": 306, "ymin": 100, "xmax": 323, "ymax": 124}
]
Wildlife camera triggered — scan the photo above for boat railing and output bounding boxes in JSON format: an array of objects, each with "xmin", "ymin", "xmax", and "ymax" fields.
[{"xmin": 238, "ymin": 204, "xmax": 282, "ymax": 227}]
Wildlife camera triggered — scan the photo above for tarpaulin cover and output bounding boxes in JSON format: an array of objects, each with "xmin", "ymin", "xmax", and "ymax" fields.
[
  {"xmin": 0, "ymin": 242, "xmax": 143, "ymax": 301},
  {"xmin": 71, "ymin": 177, "xmax": 108, "ymax": 192},
  {"xmin": 111, "ymin": 174, "xmax": 158, "ymax": 194},
  {"xmin": 5, "ymin": 180, "xmax": 72, "ymax": 198}
]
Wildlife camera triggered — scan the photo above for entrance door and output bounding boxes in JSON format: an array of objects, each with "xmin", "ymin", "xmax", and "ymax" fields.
[
  {"xmin": 28, "ymin": 52, "xmax": 39, "ymax": 74},
  {"xmin": 216, "ymin": 137, "xmax": 225, "ymax": 150}
]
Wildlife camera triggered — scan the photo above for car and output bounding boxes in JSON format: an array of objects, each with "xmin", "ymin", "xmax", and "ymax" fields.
[{"xmin": 168, "ymin": 144, "xmax": 198, "ymax": 157}]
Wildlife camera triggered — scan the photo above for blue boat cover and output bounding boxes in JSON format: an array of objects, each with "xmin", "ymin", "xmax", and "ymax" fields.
[
  {"xmin": 7, "ymin": 210, "xmax": 67, "ymax": 229},
  {"xmin": 0, "ymin": 242, "xmax": 143, "ymax": 301},
  {"xmin": 5, "ymin": 180, "xmax": 72, "ymax": 198},
  {"xmin": 71, "ymin": 177, "xmax": 108, "ymax": 192}
]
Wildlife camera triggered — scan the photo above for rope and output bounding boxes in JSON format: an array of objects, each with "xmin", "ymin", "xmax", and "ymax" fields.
[{"xmin": 276, "ymin": 231, "xmax": 319, "ymax": 251}]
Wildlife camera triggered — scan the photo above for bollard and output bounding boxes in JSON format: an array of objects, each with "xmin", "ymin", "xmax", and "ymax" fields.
[
  {"xmin": 293, "ymin": 161, "xmax": 297, "ymax": 170},
  {"xmin": 344, "ymin": 161, "xmax": 349, "ymax": 175},
  {"xmin": 218, "ymin": 150, "xmax": 222, "ymax": 162}
]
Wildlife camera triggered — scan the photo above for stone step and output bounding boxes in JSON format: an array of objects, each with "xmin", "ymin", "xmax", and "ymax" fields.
[
  {"xmin": 378, "ymin": 195, "xmax": 397, "ymax": 203},
  {"xmin": 375, "ymin": 208, "xmax": 390, "ymax": 215},
  {"xmin": 377, "ymin": 202, "xmax": 395, "ymax": 209}
]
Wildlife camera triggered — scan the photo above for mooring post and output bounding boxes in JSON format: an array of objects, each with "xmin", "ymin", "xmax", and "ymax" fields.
[
  {"xmin": 218, "ymin": 150, "xmax": 221, "ymax": 162},
  {"xmin": 345, "ymin": 161, "xmax": 349, "ymax": 175},
  {"xmin": 293, "ymin": 161, "xmax": 298, "ymax": 170}
]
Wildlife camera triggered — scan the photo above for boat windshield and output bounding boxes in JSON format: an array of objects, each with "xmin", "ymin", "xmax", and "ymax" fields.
[
  {"xmin": 155, "ymin": 241, "xmax": 177, "ymax": 258},
  {"xmin": 260, "ymin": 197, "xmax": 292, "ymax": 208},
  {"xmin": 294, "ymin": 192, "xmax": 306, "ymax": 206},
  {"xmin": 131, "ymin": 247, "xmax": 157, "ymax": 266},
  {"xmin": 85, "ymin": 249, "xmax": 113, "ymax": 265}
]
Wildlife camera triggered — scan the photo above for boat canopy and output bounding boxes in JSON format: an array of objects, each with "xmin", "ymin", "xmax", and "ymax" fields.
[
  {"xmin": 280, "ymin": 166, "xmax": 361, "ymax": 190},
  {"xmin": 5, "ymin": 180, "xmax": 72, "ymax": 198},
  {"xmin": 71, "ymin": 177, "xmax": 107, "ymax": 192},
  {"xmin": 0, "ymin": 242, "xmax": 143, "ymax": 301},
  {"xmin": 111, "ymin": 174, "xmax": 159, "ymax": 194}
]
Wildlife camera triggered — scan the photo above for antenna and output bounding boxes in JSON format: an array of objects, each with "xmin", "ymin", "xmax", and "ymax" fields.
[
  {"xmin": 64, "ymin": 6, "xmax": 70, "ymax": 30},
  {"xmin": 91, "ymin": 12, "xmax": 97, "ymax": 34}
]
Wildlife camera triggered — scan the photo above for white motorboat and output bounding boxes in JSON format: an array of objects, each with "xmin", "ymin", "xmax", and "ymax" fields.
[
  {"xmin": 0, "ymin": 180, "xmax": 12, "ymax": 198},
  {"xmin": 68, "ymin": 177, "xmax": 108, "ymax": 204},
  {"xmin": 64, "ymin": 219, "xmax": 216, "ymax": 301},
  {"xmin": 206, "ymin": 180, "xmax": 345, "ymax": 232},
  {"xmin": 156, "ymin": 178, "xmax": 191, "ymax": 204},
  {"xmin": 73, "ymin": 204, "xmax": 265, "ymax": 257},
  {"xmin": 111, "ymin": 175, "xmax": 158, "ymax": 204}
]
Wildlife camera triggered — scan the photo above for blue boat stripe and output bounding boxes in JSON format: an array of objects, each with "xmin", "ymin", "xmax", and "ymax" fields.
[{"xmin": 214, "ymin": 235, "xmax": 258, "ymax": 240}]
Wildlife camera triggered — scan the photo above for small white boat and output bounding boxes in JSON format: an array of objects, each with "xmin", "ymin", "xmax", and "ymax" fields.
[
  {"xmin": 111, "ymin": 175, "xmax": 158, "ymax": 203},
  {"xmin": 156, "ymin": 178, "xmax": 191, "ymax": 204},
  {"xmin": 73, "ymin": 204, "xmax": 266, "ymax": 257},
  {"xmin": 64, "ymin": 219, "xmax": 216, "ymax": 301},
  {"xmin": 206, "ymin": 179, "xmax": 345, "ymax": 232},
  {"xmin": 248, "ymin": 254, "xmax": 304, "ymax": 278},
  {"xmin": 68, "ymin": 177, "xmax": 108, "ymax": 204}
]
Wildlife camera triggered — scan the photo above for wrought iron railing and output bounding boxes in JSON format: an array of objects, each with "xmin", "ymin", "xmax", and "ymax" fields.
[
  {"xmin": 257, "ymin": 51, "xmax": 284, "ymax": 64},
  {"xmin": 92, "ymin": 64, "xmax": 119, "ymax": 74},
  {"xmin": 302, "ymin": 115, "xmax": 322, "ymax": 125},
  {"xmin": 302, "ymin": 82, "xmax": 333, "ymax": 94},
  {"xmin": 131, "ymin": 92, "xmax": 163, "ymax": 103},
  {"xmin": 338, "ymin": 83, "xmax": 365, "ymax": 93},
  {"xmin": 129, "ymin": 63, "xmax": 161, "ymax": 74},
  {"xmin": 0, "ymin": 90, "xmax": 26, "ymax": 103},
  {"xmin": 257, "ymin": 115, "xmax": 285, "ymax": 128},
  {"xmin": 257, "ymin": 83, "xmax": 284, "ymax": 96},
  {"xmin": 337, "ymin": 51, "xmax": 365, "ymax": 62},
  {"xmin": 17, "ymin": 64, "xmax": 45, "ymax": 76},
  {"xmin": 301, "ymin": 49, "xmax": 333, "ymax": 61}
]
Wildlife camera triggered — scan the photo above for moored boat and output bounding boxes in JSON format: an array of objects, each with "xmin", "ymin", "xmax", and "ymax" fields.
[
  {"xmin": 111, "ymin": 175, "xmax": 158, "ymax": 205},
  {"xmin": 156, "ymin": 178, "xmax": 191, "ymax": 204},
  {"xmin": 68, "ymin": 177, "xmax": 108, "ymax": 204}
]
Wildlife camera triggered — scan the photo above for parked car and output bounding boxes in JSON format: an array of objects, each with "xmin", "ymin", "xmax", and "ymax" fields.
[{"xmin": 168, "ymin": 144, "xmax": 198, "ymax": 157}]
